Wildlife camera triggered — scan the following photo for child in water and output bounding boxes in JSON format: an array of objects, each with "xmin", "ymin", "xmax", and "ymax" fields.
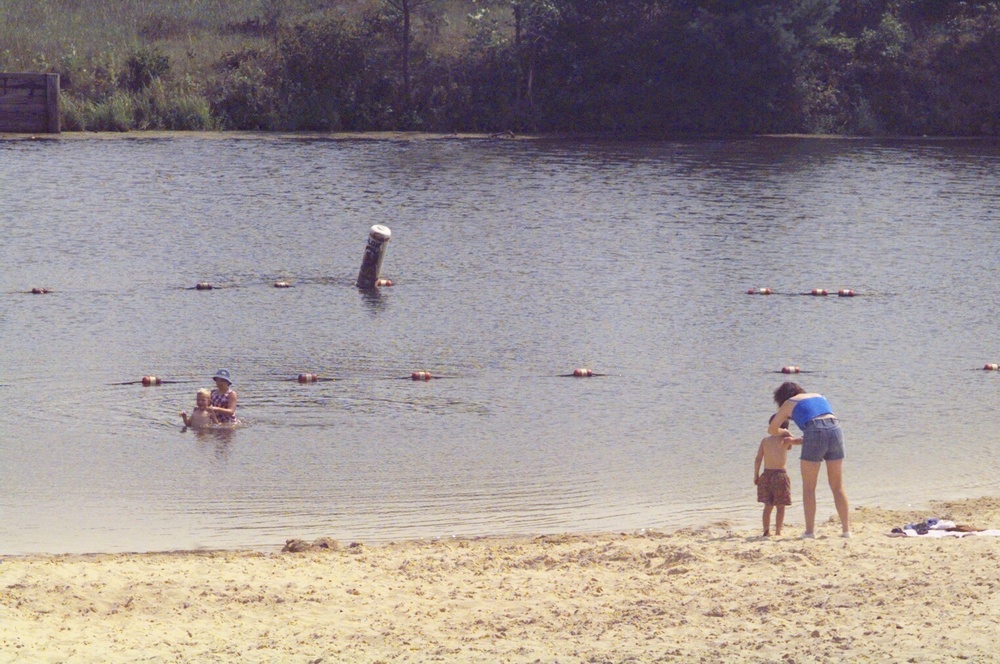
[
  {"xmin": 180, "ymin": 389, "xmax": 219, "ymax": 429},
  {"xmin": 754, "ymin": 415, "xmax": 802, "ymax": 536}
]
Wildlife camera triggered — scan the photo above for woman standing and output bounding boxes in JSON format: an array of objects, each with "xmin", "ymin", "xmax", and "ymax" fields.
[
  {"xmin": 209, "ymin": 368, "xmax": 239, "ymax": 424},
  {"xmin": 769, "ymin": 381, "xmax": 850, "ymax": 538}
]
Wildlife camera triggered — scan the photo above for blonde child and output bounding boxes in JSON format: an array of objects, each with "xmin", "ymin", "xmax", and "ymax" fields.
[
  {"xmin": 754, "ymin": 416, "xmax": 802, "ymax": 536},
  {"xmin": 180, "ymin": 389, "xmax": 219, "ymax": 429}
]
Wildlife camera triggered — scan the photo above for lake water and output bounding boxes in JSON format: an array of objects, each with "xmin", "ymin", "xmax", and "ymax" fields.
[{"xmin": 2, "ymin": 133, "xmax": 998, "ymax": 555}]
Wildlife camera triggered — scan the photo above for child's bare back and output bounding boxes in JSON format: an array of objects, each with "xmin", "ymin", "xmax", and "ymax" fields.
[{"xmin": 759, "ymin": 430, "xmax": 802, "ymax": 470}]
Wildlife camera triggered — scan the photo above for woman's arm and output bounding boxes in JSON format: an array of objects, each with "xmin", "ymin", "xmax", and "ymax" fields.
[{"xmin": 768, "ymin": 399, "xmax": 796, "ymax": 436}]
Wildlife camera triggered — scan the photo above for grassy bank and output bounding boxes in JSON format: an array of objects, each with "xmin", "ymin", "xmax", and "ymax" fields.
[
  {"xmin": 1, "ymin": 0, "xmax": 483, "ymax": 131},
  {"xmin": 3, "ymin": 1, "xmax": 998, "ymax": 135}
]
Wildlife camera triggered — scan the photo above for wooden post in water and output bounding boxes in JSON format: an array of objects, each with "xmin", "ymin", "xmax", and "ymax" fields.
[{"xmin": 356, "ymin": 225, "xmax": 391, "ymax": 289}]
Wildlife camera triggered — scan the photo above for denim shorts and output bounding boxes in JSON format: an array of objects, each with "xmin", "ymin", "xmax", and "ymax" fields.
[{"xmin": 800, "ymin": 417, "xmax": 845, "ymax": 462}]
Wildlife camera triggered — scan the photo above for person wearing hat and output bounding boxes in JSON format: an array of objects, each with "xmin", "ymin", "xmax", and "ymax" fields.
[{"xmin": 209, "ymin": 368, "xmax": 238, "ymax": 424}]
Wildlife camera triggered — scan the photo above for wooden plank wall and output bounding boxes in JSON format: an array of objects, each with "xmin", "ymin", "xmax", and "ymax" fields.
[{"xmin": 0, "ymin": 73, "xmax": 61, "ymax": 133}]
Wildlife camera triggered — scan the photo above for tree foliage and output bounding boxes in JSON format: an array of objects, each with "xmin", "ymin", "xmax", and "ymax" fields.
[{"xmin": 40, "ymin": 0, "xmax": 1000, "ymax": 134}]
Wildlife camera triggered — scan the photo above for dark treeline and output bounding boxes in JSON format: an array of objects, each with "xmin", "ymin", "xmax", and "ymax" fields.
[{"xmin": 55, "ymin": 0, "xmax": 1000, "ymax": 135}]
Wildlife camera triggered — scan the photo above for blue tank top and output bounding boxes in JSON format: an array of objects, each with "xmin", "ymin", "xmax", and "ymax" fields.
[{"xmin": 791, "ymin": 396, "xmax": 833, "ymax": 428}]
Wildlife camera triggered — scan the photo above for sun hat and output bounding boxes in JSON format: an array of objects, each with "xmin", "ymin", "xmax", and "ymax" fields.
[{"xmin": 212, "ymin": 368, "xmax": 234, "ymax": 386}]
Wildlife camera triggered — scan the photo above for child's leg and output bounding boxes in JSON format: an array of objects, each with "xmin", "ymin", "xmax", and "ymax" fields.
[
  {"xmin": 762, "ymin": 504, "xmax": 773, "ymax": 535},
  {"xmin": 775, "ymin": 505, "xmax": 786, "ymax": 535}
]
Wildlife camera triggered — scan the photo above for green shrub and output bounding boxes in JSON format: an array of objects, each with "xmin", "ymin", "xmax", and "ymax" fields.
[
  {"xmin": 122, "ymin": 47, "xmax": 171, "ymax": 92},
  {"xmin": 91, "ymin": 92, "xmax": 136, "ymax": 131},
  {"xmin": 162, "ymin": 93, "xmax": 217, "ymax": 129},
  {"xmin": 63, "ymin": 91, "xmax": 136, "ymax": 131},
  {"xmin": 210, "ymin": 54, "xmax": 281, "ymax": 130},
  {"xmin": 59, "ymin": 94, "xmax": 92, "ymax": 131}
]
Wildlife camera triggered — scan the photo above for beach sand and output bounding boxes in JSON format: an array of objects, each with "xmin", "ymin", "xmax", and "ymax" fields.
[{"xmin": 3, "ymin": 498, "xmax": 1000, "ymax": 663}]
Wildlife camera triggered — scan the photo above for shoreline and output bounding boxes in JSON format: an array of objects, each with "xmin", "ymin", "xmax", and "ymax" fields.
[
  {"xmin": 3, "ymin": 498, "xmax": 1000, "ymax": 662},
  {"xmin": 5, "ymin": 130, "xmax": 999, "ymax": 142}
]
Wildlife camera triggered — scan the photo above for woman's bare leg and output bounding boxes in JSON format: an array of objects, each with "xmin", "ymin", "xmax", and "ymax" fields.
[
  {"xmin": 800, "ymin": 460, "xmax": 821, "ymax": 535},
  {"xmin": 825, "ymin": 459, "xmax": 851, "ymax": 534}
]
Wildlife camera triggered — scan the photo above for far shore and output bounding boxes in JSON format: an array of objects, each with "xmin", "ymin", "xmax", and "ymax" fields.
[{"xmin": 4, "ymin": 130, "xmax": 998, "ymax": 143}]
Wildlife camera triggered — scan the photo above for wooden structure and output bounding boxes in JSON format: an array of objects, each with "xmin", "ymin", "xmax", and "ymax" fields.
[{"xmin": 0, "ymin": 73, "xmax": 61, "ymax": 133}]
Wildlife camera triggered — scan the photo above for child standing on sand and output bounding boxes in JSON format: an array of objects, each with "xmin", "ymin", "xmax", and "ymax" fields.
[
  {"xmin": 754, "ymin": 416, "xmax": 802, "ymax": 536},
  {"xmin": 180, "ymin": 389, "xmax": 219, "ymax": 429}
]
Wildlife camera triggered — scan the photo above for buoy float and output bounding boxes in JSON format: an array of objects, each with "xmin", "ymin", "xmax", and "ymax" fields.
[
  {"xmin": 297, "ymin": 373, "xmax": 319, "ymax": 383},
  {"xmin": 411, "ymin": 371, "xmax": 432, "ymax": 381},
  {"xmin": 838, "ymin": 289, "xmax": 855, "ymax": 297},
  {"xmin": 984, "ymin": 364, "xmax": 1000, "ymax": 371},
  {"xmin": 375, "ymin": 278, "xmax": 394, "ymax": 287},
  {"xmin": 274, "ymin": 281, "xmax": 292, "ymax": 288},
  {"xmin": 142, "ymin": 376, "xmax": 162, "ymax": 386},
  {"xmin": 810, "ymin": 289, "xmax": 828, "ymax": 296},
  {"xmin": 195, "ymin": 282, "xmax": 214, "ymax": 290},
  {"xmin": 747, "ymin": 288, "xmax": 773, "ymax": 295},
  {"xmin": 31, "ymin": 287, "xmax": 50, "ymax": 294},
  {"xmin": 573, "ymin": 368, "xmax": 594, "ymax": 377},
  {"xmin": 781, "ymin": 366, "xmax": 801, "ymax": 374}
]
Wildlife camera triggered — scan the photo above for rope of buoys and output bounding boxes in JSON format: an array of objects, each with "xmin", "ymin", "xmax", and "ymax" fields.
[
  {"xmin": 411, "ymin": 371, "xmax": 433, "ymax": 381},
  {"xmin": 810, "ymin": 288, "xmax": 828, "ymax": 296},
  {"xmin": 838, "ymin": 289, "xmax": 856, "ymax": 297},
  {"xmin": 297, "ymin": 373, "xmax": 319, "ymax": 383},
  {"xmin": 746, "ymin": 288, "xmax": 773, "ymax": 295},
  {"xmin": 195, "ymin": 282, "xmax": 214, "ymax": 290},
  {"xmin": 780, "ymin": 366, "xmax": 801, "ymax": 374},
  {"xmin": 274, "ymin": 281, "xmax": 292, "ymax": 288},
  {"xmin": 984, "ymin": 364, "xmax": 1000, "ymax": 371},
  {"xmin": 376, "ymin": 278, "xmax": 394, "ymax": 287},
  {"xmin": 31, "ymin": 287, "xmax": 51, "ymax": 294},
  {"xmin": 557, "ymin": 368, "xmax": 608, "ymax": 377},
  {"xmin": 142, "ymin": 376, "xmax": 162, "ymax": 386}
]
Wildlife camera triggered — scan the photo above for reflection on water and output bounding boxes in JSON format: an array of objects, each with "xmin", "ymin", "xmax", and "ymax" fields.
[
  {"xmin": 1, "ymin": 134, "xmax": 999, "ymax": 554},
  {"xmin": 190, "ymin": 427, "xmax": 237, "ymax": 462}
]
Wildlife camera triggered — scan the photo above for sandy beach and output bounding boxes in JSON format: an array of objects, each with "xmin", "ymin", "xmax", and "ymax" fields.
[{"xmin": 3, "ymin": 498, "xmax": 1000, "ymax": 663}]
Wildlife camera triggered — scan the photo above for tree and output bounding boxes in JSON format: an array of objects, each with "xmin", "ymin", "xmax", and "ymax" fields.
[
  {"xmin": 383, "ymin": 0, "xmax": 434, "ymax": 118},
  {"xmin": 511, "ymin": 1, "xmax": 559, "ymax": 119}
]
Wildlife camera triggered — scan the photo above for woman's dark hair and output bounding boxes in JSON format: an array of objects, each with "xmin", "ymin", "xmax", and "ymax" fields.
[{"xmin": 773, "ymin": 381, "xmax": 805, "ymax": 406}]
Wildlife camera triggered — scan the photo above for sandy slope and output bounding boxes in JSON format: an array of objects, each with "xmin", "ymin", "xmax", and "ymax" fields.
[{"xmin": 3, "ymin": 498, "xmax": 1000, "ymax": 663}]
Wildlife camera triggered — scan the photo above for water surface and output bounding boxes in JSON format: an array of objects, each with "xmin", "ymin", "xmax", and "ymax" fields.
[{"xmin": 2, "ymin": 134, "xmax": 999, "ymax": 554}]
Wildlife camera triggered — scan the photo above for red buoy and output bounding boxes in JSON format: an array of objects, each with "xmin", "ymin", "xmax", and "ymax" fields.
[
  {"xmin": 781, "ymin": 366, "xmax": 800, "ymax": 374},
  {"xmin": 31, "ymin": 287, "xmax": 50, "ymax": 294},
  {"xmin": 811, "ymin": 288, "xmax": 828, "ymax": 296},
  {"xmin": 195, "ymin": 282, "xmax": 213, "ymax": 291},
  {"xmin": 142, "ymin": 376, "xmax": 162, "ymax": 386},
  {"xmin": 838, "ymin": 289, "xmax": 855, "ymax": 297},
  {"xmin": 573, "ymin": 368, "xmax": 594, "ymax": 377},
  {"xmin": 298, "ymin": 373, "xmax": 319, "ymax": 383},
  {"xmin": 747, "ymin": 288, "xmax": 773, "ymax": 295},
  {"xmin": 274, "ymin": 281, "xmax": 292, "ymax": 288},
  {"xmin": 411, "ymin": 371, "xmax": 432, "ymax": 381},
  {"xmin": 984, "ymin": 364, "xmax": 999, "ymax": 371},
  {"xmin": 376, "ymin": 279, "xmax": 394, "ymax": 287}
]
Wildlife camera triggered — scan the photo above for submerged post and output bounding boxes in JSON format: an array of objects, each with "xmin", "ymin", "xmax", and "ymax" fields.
[{"xmin": 356, "ymin": 225, "xmax": 391, "ymax": 289}]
